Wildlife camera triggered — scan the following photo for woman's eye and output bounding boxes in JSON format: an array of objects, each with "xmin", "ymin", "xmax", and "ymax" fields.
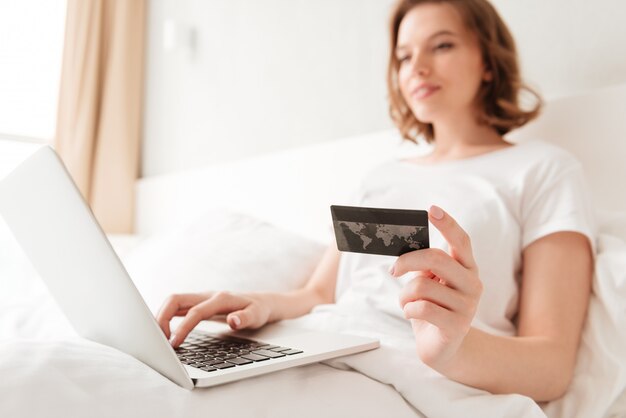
[
  {"xmin": 397, "ymin": 55, "xmax": 410, "ymax": 63},
  {"xmin": 435, "ymin": 42, "xmax": 454, "ymax": 51}
]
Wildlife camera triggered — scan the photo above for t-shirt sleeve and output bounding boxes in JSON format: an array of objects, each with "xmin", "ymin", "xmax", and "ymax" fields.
[{"xmin": 521, "ymin": 161, "xmax": 597, "ymax": 254}]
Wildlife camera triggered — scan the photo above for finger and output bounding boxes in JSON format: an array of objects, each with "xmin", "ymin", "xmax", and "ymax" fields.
[
  {"xmin": 398, "ymin": 275, "xmax": 465, "ymax": 312},
  {"xmin": 428, "ymin": 205, "xmax": 476, "ymax": 269},
  {"xmin": 392, "ymin": 248, "xmax": 471, "ymax": 291},
  {"xmin": 171, "ymin": 292, "xmax": 249, "ymax": 347},
  {"xmin": 414, "ymin": 270, "xmax": 435, "ymax": 279},
  {"xmin": 156, "ymin": 293, "xmax": 210, "ymax": 339},
  {"xmin": 403, "ymin": 300, "xmax": 456, "ymax": 330},
  {"xmin": 226, "ymin": 305, "xmax": 262, "ymax": 330}
]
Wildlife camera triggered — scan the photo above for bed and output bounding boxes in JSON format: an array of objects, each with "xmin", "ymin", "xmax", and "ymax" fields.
[{"xmin": 1, "ymin": 83, "xmax": 626, "ymax": 417}]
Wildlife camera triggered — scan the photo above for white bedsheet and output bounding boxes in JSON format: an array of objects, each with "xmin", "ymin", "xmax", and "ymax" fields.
[
  {"xmin": 0, "ymin": 338, "xmax": 420, "ymax": 418},
  {"xmin": 0, "ymin": 231, "xmax": 419, "ymax": 418},
  {"xmin": 0, "ymin": 297, "xmax": 540, "ymax": 418},
  {"xmin": 1, "ymin": 214, "xmax": 626, "ymax": 418}
]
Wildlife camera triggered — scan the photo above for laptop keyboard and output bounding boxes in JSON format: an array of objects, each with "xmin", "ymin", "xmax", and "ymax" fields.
[{"xmin": 174, "ymin": 331, "xmax": 303, "ymax": 372}]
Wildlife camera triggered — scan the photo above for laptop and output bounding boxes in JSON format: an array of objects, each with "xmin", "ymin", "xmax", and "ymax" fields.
[{"xmin": 0, "ymin": 146, "xmax": 379, "ymax": 390}]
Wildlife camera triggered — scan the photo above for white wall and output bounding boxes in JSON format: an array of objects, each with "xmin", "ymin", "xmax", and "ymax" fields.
[
  {"xmin": 491, "ymin": 0, "xmax": 626, "ymax": 99},
  {"xmin": 142, "ymin": 0, "xmax": 626, "ymax": 177},
  {"xmin": 143, "ymin": 0, "xmax": 395, "ymax": 176}
]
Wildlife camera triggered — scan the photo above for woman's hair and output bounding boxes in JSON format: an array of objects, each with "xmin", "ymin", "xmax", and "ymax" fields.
[{"xmin": 387, "ymin": 0, "xmax": 542, "ymax": 143}]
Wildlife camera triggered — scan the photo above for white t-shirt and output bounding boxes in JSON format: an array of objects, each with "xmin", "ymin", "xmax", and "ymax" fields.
[{"xmin": 332, "ymin": 140, "xmax": 597, "ymax": 337}]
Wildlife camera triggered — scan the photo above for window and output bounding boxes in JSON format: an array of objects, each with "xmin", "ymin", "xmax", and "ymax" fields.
[{"xmin": 0, "ymin": 1, "xmax": 66, "ymax": 143}]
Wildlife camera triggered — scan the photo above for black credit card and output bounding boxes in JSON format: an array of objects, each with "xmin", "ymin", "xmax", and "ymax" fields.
[{"xmin": 330, "ymin": 205, "xmax": 429, "ymax": 256}]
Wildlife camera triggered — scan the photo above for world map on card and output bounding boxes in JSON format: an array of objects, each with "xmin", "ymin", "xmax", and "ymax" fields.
[{"xmin": 335, "ymin": 221, "xmax": 428, "ymax": 256}]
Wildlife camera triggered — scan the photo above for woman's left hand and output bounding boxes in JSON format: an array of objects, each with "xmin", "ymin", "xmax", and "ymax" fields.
[{"xmin": 389, "ymin": 205, "xmax": 483, "ymax": 370}]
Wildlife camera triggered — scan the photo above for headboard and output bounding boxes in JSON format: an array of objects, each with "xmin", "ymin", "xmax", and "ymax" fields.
[
  {"xmin": 136, "ymin": 82, "xmax": 626, "ymax": 243},
  {"xmin": 135, "ymin": 130, "xmax": 418, "ymax": 243}
]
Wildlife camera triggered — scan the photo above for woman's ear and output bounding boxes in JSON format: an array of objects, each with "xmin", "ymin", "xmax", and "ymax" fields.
[{"xmin": 483, "ymin": 70, "xmax": 493, "ymax": 82}]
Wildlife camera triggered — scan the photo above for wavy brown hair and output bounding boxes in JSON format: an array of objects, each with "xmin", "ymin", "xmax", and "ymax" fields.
[{"xmin": 387, "ymin": 0, "xmax": 542, "ymax": 143}]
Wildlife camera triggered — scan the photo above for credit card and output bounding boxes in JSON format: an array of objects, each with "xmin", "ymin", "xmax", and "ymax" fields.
[{"xmin": 330, "ymin": 205, "xmax": 429, "ymax": 256}]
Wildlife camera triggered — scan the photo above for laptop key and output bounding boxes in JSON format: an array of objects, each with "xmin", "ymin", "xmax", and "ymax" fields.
[
  {"xmin": 200, "ymin": 366, "xmax": 217, "ymax": 372},
  {"xmin": 241, "ymin": 353, "xmax": 270, "ymax": 362},
  {"xmin": 261, "ymin": 345, "xmax": 281, "ymax": 350},
  {"xmin": 283, "ymin": 349, "xmax": 303, "ymax": 355},
  {"xmin": 226, "ymin": 357, "xmax": 254, "ymax": 366},
  {"xmin": 213, "ymin": 362, "xmax": 236, "ymax": 369},
  {"xmin": 251, "ymin": 349, "xmax": 286, "ymax": 358},
  {"xmin": 268, "ymin": 346, "xmax": 291, "ymax": 352}
]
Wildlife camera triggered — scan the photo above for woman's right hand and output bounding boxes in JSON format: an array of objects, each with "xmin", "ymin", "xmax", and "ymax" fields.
[{"xmin": 156, "ymin": 291, "xmax": 273, "ymax": 348}]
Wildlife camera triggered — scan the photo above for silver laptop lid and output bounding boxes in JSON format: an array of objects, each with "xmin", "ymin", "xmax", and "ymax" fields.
[{"xmin": 0, "ymin": 146, "xmax": 193, "ymax": 389}]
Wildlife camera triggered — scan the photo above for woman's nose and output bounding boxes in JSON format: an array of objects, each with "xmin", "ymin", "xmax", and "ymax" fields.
[{"xmin": 409, "ymin": 53, "xmax": 430, "ymax": 77}]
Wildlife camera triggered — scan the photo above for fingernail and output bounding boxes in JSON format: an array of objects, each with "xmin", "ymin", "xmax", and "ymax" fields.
[
  {"xmin": 430, "ymin": 205, "xmax": 444, "ymax": 220},
  {"xmin": 388, "ymin": 264, "xmax": 396, "ymax": 276},
  {"xmin": 169, "ymin": 334, "xmax": 177, "ymax": 346},
  {"xmin": 231, "ymin": 315, "xmax": 241, "ymax": 328}
]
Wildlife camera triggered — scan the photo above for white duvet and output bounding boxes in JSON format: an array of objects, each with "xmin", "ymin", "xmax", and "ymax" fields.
[{"xmin": 1, "ymin": 210, "xmax": 626, "ymax": 418}]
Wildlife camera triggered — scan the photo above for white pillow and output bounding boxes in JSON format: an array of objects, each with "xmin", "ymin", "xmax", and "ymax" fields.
[{"xmin": 123, "ymin": 208, "xmax": 327, "ymax": 313}]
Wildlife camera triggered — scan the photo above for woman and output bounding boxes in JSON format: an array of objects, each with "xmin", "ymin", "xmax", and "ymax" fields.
[{"xmin": 156, "ymin": 0, "xmax": 595, "ymax": 402}]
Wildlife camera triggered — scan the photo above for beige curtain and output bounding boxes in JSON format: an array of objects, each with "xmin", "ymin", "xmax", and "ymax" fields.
[{"xmin": 55, "ymin": 0, "xmax": 146, "ymax": 233}]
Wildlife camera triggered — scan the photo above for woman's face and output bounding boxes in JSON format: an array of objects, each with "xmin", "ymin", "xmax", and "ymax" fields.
[{"xmin": 395, "ymin": 3, "xmax": 489, "ymax": 125}]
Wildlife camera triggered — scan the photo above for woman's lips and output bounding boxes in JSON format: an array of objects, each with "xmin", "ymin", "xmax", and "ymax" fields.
[{"xmin": 411, "ymin": 85, "xmax": 440, "ymax": 100}]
